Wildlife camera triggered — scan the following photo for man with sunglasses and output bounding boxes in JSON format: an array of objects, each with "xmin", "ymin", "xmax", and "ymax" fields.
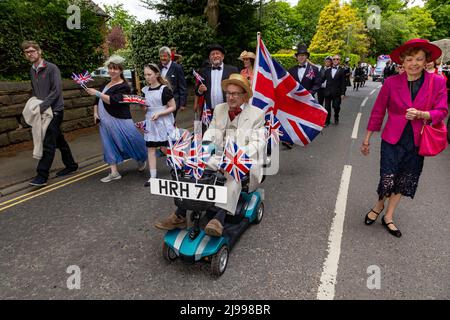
[
  {"xmin": 322, "ymin": 55, "xmax": 347, "ymax": 126},
  {"xmin": 22, "ymin": 41, "xmax": 78, "ymax": 187}
]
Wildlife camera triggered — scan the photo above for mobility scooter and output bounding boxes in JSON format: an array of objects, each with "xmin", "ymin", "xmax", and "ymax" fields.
[{"xmin": 160, "ymin": 169, "xmax": 264, "ymax": 276}]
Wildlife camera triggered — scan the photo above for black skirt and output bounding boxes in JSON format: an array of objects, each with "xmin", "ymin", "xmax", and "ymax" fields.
[
  {"xmin": 377, "ymin": 121, "xmax": 424, "ymax": 199},
  {"xmin": 146, "ymin": 140, "xmax": 168, "ymax": 148}
]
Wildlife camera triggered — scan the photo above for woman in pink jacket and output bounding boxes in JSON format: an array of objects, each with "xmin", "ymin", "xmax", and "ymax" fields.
[{"xmin": 361, "ymin": 39, "xmax": 448, "ymax": 237}]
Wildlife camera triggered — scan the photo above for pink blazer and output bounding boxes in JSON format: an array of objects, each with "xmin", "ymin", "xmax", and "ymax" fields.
[{"xmin": 367, "ymin": 71, "xmax": 448, "ymax": 146}]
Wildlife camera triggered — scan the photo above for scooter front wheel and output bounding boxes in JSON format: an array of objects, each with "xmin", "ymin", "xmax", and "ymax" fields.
[
  {"xmin": 252, "ymin": 202, "xmax": 264, "ymax": 225},
  {"xmin": 211, "ymin": 245, "xmax": 229, "ymax": 276},
  {"xmin": 162, "ymin": 242, "xmax": 177, "ymax": 262}
]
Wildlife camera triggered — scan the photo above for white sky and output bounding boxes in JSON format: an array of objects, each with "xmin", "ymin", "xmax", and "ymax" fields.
[{"xmin": 92, "ymin": 0, "xmax": 425, "ymax": 23}]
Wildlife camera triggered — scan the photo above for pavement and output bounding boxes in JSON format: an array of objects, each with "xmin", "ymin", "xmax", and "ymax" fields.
[{"xmin": 0, "ymin": 107, "xmax": 196, "ymax": 197}]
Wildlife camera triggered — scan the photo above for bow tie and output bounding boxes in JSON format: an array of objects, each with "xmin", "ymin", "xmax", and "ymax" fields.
[
  {"xmin": 298, "ymin": 65, "xmax": 306, "ymax": 68},
  {"xmin": 332, "ymin": 67, "xmax": 338, "ymax": 69},
  {"xmin": 212, "ymin": 66, "xmax": 222, "ymax": 70},
  {"xmin": 161, "ymin": 65, "xmax": 167, "ymax": 69}
]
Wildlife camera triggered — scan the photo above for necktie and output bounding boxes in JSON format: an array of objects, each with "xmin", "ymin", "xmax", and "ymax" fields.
[
  {"xmin": 212, "ymin": 66, "xmax": 222, "ymax": 71},
  {"xmin": 228, "ymin": 107, "xmax": 242, "ymax": 121}
]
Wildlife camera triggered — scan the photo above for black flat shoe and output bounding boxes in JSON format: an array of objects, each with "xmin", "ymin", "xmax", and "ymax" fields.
[
  {"xmin": 382, "ymin": 216, "xmax": 402, "ymax": 238},
  {"xmin": 364, "ymin": 208, "xmax": 383, "ymax": 225}
]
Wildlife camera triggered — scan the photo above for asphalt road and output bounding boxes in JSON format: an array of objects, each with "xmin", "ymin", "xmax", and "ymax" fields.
[{"xmin": 0, "ymin": 80, "xmax": 448, "ymax": 300}]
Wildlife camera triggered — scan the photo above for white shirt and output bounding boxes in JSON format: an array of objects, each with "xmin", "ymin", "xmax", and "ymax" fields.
[
  {"xmin": 331, "ymin": 66, "xmax": 339, "ymax": 78},
  {"xmin": 297, "ymin": 63, "xmax": 308, "ymax": 82},
  {"xmin": 210, "ymin": 63, "xmax": 224, "ymax": 109},
  {"xmin": 161, "ymin": 60, "xmax": 172, "ymax": 78}
]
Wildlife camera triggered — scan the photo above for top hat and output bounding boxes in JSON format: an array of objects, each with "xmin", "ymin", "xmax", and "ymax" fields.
[
  {"xmin": 295, "ymin": 44, "xmax": 310, "ymax": 57},
  {"xmin": 221, "ymin": 73, "xmax": 252, "ymax": 98},
  {"xmin": 208, "ymin": 44, "xmax": 226, "ymax": 55},
  {"xmin": 390, "ymin": 38, "xmax": 442, "ymax": 64}
]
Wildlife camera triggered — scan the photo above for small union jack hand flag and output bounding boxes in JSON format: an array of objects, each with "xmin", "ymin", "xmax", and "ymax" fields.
[
  {"xmin": 166, "ymin": 130, "xmax": 191, "ymax": 170},
  {"xmin": 122, "ymin": 95, "xmax": 146, "ymax": 105},
  {"xmin": 71, "ymin": 71, "xmax": 93, "ymax": 89},
  {"xmin": 134, "ymin": 121, "xmax": 148, "ymax": 133},
  {"xmin": 201, "ymin": 102, "xmax": 212, "ymax": 127},
  {"xmin": 193, "ymin": 69, "xmax": 205, "ymax": 84},
  {"xmin": 219, "ymin": 141, "xmax": 253, "ymax": 183}
]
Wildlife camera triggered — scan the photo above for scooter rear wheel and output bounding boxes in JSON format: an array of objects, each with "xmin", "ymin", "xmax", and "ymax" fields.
[
  {"xmin": 162, "ymin": 242, "xmax": 177, "ymax": 262},
  {"xmin": 211, "ymin": 245, "xmax": 229, "ymax": 276},
  {"xmin": 253, "ymin": 202, "xmax": 264, "ymax": 224}
]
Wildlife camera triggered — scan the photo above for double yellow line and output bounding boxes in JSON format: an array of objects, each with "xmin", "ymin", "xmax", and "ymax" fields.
[{"xmin": 0, "ymin": 164, "xmax": 110, "ymax": 212}]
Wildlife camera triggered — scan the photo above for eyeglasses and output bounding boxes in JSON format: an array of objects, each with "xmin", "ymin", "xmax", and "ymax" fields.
[
  {"xmin": 225, "ymin": 91, "xmax": 245, "ymax": 98},
  {"xmin": 332, "ymin": 58, "xmax": 340, "ymax": 60},
  {"xmin": 24, "ymin": 49, "xmax": 37, "ymax": 55}
]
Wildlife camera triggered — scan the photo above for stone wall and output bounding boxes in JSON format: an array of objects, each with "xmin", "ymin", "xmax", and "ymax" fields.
[
  {"xmin": 0, "ymin": 79, "xmax": 197, "ymax": 148},
  {"xmin": 0, "ymin": 78, "xmax": 107, "ymax": 147}
]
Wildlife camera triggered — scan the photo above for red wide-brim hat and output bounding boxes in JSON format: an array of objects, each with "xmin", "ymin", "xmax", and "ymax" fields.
[{"xmin": 390, "ymin": 38, "xmax": 442, "ymax": 64}]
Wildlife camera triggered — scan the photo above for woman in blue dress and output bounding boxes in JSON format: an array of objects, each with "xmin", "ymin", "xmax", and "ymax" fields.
[{"xmin": 86, "ymin": 55, "xmax": 147, "ymax": 182}]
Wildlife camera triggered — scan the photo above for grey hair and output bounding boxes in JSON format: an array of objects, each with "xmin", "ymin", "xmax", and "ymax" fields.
[{"xmin": 159, "ymin": 46, "xmax": 171, "ymax": 56}]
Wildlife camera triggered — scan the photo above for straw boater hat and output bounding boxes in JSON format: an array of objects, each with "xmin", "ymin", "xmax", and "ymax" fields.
[
  {"xmin": 221, "ymin": 73, "xmax": 253, "ymax": 98},
  {"xmin": 104, "ymin": 55, "xmax": 125, "ymax": 67},
  {"xmin": 390, "ymin": 38, "xmax": 442, "ymax": 64},
  {"xmin": 238, "ymin": 50, "xmax": 256, "ymax": 61}
]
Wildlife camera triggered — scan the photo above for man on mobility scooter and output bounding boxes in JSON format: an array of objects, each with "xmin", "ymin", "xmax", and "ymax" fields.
[{"xmin": 155, "ymin": 73, "xmax": 266, "ymax": 236}]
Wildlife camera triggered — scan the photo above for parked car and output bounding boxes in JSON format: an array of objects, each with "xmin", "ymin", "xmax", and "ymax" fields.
[{"xmin": 91, "ymin": 67, "xmax": 136, "ymax": 93}]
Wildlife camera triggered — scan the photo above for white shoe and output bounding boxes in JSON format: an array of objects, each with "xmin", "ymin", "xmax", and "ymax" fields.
[
  {"xmin": 101, "ymin": 172, "xmax": 122, "ymax": 183},
  {"xmin": 137, "ymin": 160, "xmax": 146, "ymax": 172}
]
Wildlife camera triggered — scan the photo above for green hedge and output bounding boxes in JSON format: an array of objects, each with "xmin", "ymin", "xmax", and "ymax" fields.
[
  {"xmin": 272, "ymin": 53, "xmax": 361, "ymax": 69},
  {"xmin": 0, "ymin": 0, "xmax": 104, "ymax": 81},
  {"xmin": 129, "ymin": 16, "xmax": 215, "ymax": 85}
]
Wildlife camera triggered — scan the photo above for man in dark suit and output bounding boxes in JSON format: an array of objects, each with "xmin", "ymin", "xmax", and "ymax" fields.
[
  {"xmin": 196, "ymin": 44, "xmax": 239, "ymax": 112},
  {"xmin": 318, "ymin": 56, "xmax": 332, "ymax": 107},
  {"xmin": 323, "ymin": 54, "xmax": 347, "ymax": 126},
  {"xmin": 159, "ymin": 46, "xmax": 187, "ymax": 120},
  {"xmin": 288, "ymin": 44, "xmax": 322, "ymax": 97}
]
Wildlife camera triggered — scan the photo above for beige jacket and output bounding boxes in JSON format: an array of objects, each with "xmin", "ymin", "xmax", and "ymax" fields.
[
  {"xmin": 203, "ymin": 102, "xmax": 266, "ymax": 214},
  {"xmin": 22, "ymin": 97, "xmax": 53, "ymax": 159}
]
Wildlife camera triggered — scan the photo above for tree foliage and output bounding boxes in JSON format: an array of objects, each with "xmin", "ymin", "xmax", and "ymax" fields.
[
  {"xmin": 140, "ymin": 0, "xmax": 259, "ymax": 66},
  {"xmin": 426, "ymin": 0, "xmax": 450, "ymax": 41},
  {"xmin": 309, "ymin": 0, "xmax": 368, "ymax": 57},
  {"xmin": 129, "ymin": 16, "xmax": 214, "ymax": 82},
  {"xmin": 104, "ymin": 3, "xmax": 137, "ymax": 38},
  {"xmin": 0, "ymin": 0, "xmax": 104, "ymax": 80},
  {"xmin": 294, "ymin": 0, "xmax": 330, "ymax": 46},
  {"xmin": 107, "ymin": 26, "xmax": 127, "ymax": 52},
  {"xmin": 259, "ymin": 1, "xmax": 302, "ymax": 53}
]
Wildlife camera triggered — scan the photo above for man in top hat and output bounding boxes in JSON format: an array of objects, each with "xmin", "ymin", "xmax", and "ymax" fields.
[
  {"xmin": 196, "ymin": 44, "xmax": 239, "ymax": 112},
  {"xmin": 288, "ymin": 44, "xmax": 322, "ymax": 97},
  {"xmin": 155, "ymin": 73, "xmax": 266, "ymax": 237},
  {"xmin": 158, "ymin": 46, "xmax": 187, "ymax": 120}
]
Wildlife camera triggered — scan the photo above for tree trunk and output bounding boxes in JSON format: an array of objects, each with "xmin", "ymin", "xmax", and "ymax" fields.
[{"xmin": 204, "ymin": 0, "xmax": 219, "ymax": 29}]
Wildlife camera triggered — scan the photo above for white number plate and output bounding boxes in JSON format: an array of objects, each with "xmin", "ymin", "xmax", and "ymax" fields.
[{"xmin": 149, "ymin": 178, "xmax": 227, "ymax": 204}]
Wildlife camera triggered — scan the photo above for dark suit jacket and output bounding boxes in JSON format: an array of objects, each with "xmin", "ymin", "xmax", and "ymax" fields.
[
  {"xmin": 159, "ymin": 61, "xmax": 187, "ymax": 109},
  {"xmin": 288, "ymin": 63, "xmax": 322, "ymax": 95},
  {"xmin": 323, "ymin": 67, "xmax": 347, "ymax": 97},
  {"xmin": 195, "ymin": 64, "xmax": 239, "ymax": 109}
]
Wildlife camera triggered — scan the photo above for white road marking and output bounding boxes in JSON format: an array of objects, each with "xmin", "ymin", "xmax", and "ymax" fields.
[
  {"xmin": 351, "ymin": 113, "xmax": 362, "ymax": 139},
  {"xmin": 360, "ymin": 97, "xmax": 368, "ymax": 107},
  {"xmin": 370, "ymin": 89, "xmax": 376, "ymax": 95},
  {"xmin": 317, "ymin": 165, "xmax": 352, "ymax": 300}
]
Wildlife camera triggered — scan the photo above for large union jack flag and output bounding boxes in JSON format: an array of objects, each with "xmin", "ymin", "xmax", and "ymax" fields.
[
  {"xmin": 219, "ymin": 141, "xmax": 253, "ymax": 182},
  {"xmin": 251, "ymin": 34, "xmax": 327, "ymax": 146},
  {"xmin": 166, "ymin": 130, "xmax": 191, "ymax": 170}
]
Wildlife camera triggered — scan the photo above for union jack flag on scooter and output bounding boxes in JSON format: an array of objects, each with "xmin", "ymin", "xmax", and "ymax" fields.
[
  {"xmin": 219, "ymin": 139, "xmax": 253, "ymax": 183},
  {"xmin": 166, "ymin": 130, "xmax": 191, "ymax": 170}
]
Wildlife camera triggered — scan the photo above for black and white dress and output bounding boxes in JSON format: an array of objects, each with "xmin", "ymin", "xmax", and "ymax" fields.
[{"xmin": 142, "ymin": 84, "xmax": 175, "ymax": 147}]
